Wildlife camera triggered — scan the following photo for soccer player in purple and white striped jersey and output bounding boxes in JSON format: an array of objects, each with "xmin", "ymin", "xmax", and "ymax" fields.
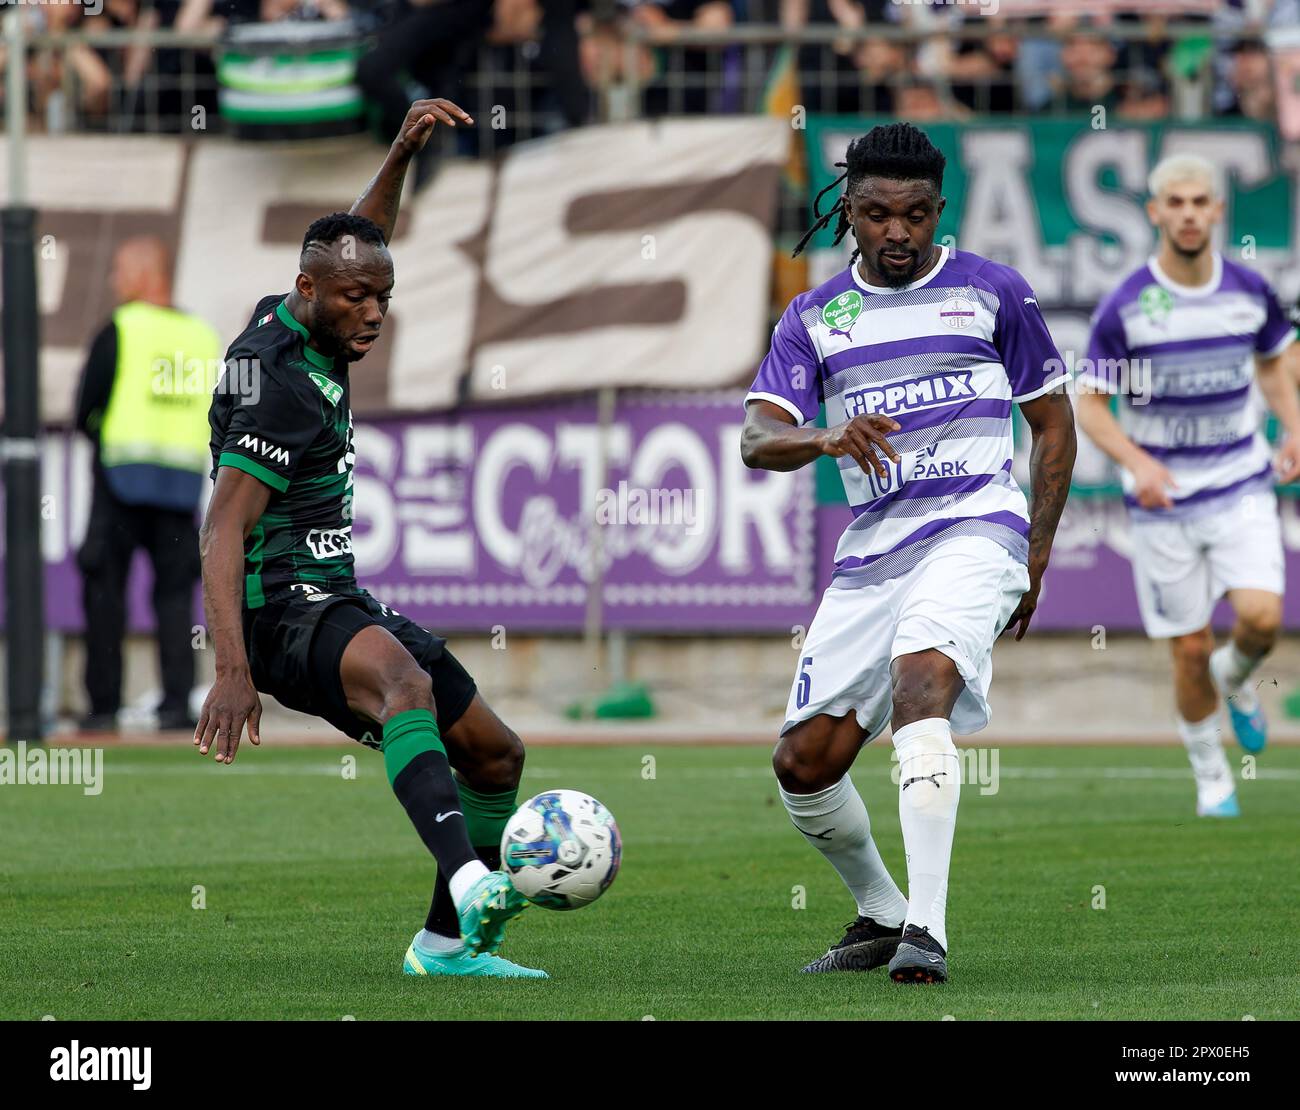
[
  {"xmin": 1077, "ymin": 154, "xmax": 1300, "ymax": 817},
  {"xmin": 741, "ymin": 124, "xmax": 1076, "ymax": 984}
]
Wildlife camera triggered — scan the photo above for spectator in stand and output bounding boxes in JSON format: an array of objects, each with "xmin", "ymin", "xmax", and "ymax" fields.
[
  {"xmin": 1262, "ymin": 4, "xmax": 1300, "ymax": 136},
  {"xmin": 85, "ymin": 1, "xmax": 192, "ymax": 133},
  {"xmin": 1016, "ymin": 9, "xmax": 1067, "ymax": 112},
  {"xmin": 175, "ymin": 0, "xmax": 244, "ymax": 29},
  {"xmin": 0, "ymin": 2, "xmax": 114, "ymax": 127},
  {"xmin": 895, "ymin": 79, "xmax": 967, "ymax": 121},
  {"xmin": 354, "ymin": 1, "xmax": 587, "ymax": 168},
  {"xmin": 783, "ymin": 0, "xmax": 852, "ymax": 115},
  {"xmin": 946, "ymin": 17, "xmax": 1020, "ymax": 113},
  {"xmin": 1049, "ymin": 12, "xmax": 1173, "ymax": 118},
  {"xmin": 620, "ymin": 0, "xmax": 735, "ymax": 116},
  {"xmin": 579, "ymin": 3, "xmax": 658, "ymax": 94},
  {"xmin": 1221, "ymin": 38, "xmax": 1276, "ymax": 120},
  {"xmin": 855, "ymin": 35, "xmax": 909, "ymax": 114},
  {"xmin": 1114, "ymin": 11, "xmax": 1173, "ymax": 110},
  {"xmin": 45, "ymin": 4, "xmax": 115, "ymax": 120},
  {"xmin": 1054, "ymin": 23, "xmax": 1121, "ymax": 113},
  {"xmin": 175, "ymin": 0, "xmax": 351, "ymax": 32},
  {"xmin": 782, "ymin": 0, "xmax": 917, "ymax": 116}
]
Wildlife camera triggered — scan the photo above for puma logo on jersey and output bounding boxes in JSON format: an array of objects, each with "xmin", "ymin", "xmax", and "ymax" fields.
[
  {"xmin": 236, "ymin": 434, "xmax": 290, "ymax": 466},
  {"xmin": 1023, "ymin": 296, "xmax": 1038, "ymax": 306}
]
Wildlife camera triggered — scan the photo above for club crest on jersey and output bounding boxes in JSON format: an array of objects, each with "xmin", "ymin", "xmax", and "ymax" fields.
[
  {"xmin": 308, "ymin": 371, "xmax": 343, "ymax": 406},
  {"xmin": 939, "ymin": 297, "xmax": 976, "ymax": 329},
  {"xmin": 822, "ymin": 290, "xmax": 863, "ymax": 338},
  {"xmin": 1139, "ymin": 284, "xmax": 1174, "ymax": 327},
  {"xmin": 843, "ymin": 371, "xmax": 975, "ymax": 418}
]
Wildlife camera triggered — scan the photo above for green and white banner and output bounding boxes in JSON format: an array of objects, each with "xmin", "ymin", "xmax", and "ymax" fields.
[{"xmin": 803, "ymin": 117, "xmax": 1299, "ymax": 311}]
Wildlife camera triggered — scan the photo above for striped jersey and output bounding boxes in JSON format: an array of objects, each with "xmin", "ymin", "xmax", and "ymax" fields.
[
  {"xmin": 1080, "ymin": 253, "xmax": 1295, "ymax": 522},
  {"xmin": 746, "ymin": 245, "xmax": 1067, "ymax": 589}
]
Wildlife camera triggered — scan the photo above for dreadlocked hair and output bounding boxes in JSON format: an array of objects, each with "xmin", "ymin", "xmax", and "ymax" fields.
[
  {"xmin": 299, "ymin": 211, "xmax": 388, "ymax": 271},
  {"xmin": 792, "ymin": 122, "xmax": 947, "ymax": 264}
]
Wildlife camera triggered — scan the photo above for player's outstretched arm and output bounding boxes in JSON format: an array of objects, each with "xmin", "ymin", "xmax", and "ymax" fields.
[
  {"xmin": 350, "ymin": 98, "xmax": 474, "ymax": 243},
  {"xmin": 1006, "ymin": 387, "xmax": 1077, "ymax": 640},
  {"xmin": 195, "ymin": 467, "xmax": 272, "ymax": 764},
  {"xmin": 741, "ymin": 399, "xmax": 900, "ymax": 477},
  {"xmin": 1256, "ymin": 344, "xmax": 1300, "ymax": 484}
]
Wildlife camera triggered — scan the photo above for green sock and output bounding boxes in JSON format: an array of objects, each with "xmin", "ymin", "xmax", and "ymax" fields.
[
  {"xmin": 381, "ymin": 709, "xmax": 447, "ymax": 786},
  {"xmin": 456, "ymin": 779, "xmax": 519, "ymax": 851}
]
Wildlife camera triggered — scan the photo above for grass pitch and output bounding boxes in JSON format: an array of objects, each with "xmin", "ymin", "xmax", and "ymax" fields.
[{"xmin": 2, "ymin": 741, "xmax": 1297, "ymax": 1020}]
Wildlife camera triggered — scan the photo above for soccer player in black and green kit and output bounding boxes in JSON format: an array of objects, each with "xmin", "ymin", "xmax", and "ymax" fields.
[{"xmin": 198, "ymin": 98, "xmax": 545, "ymax": 979}]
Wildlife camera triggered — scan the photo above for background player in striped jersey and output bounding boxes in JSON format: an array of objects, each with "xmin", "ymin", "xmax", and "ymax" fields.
[
  {"xmin": 741, "ymin": 124, "xmax": 1076, "ymax": 984},
  {"xmin": 1077, "ymin": 154, "xmax": 1300, "ymax": 818}
]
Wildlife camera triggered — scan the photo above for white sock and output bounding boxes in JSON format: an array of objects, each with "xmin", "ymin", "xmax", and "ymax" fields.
[
  {"xmin": 780, "ymin": 775, "xmax": 908, "ymax": 926},
  {"xmin": 415, "ymin": 929, "xmax": 463, "ymax": 954},
  {"xmin": 1177, "ymin": 713, "xmax": 1234, "ymax": 808},
  {"xmin": 449, "ymin": 860, "xmax": 489, "ymax": 909},
  {"xmin": 1210, "ymin": 642, "xmax": 1263, "ymax": 710},
  {"xmin": 893, "ymin": 718, "xmax": 959, "ymax": 953}
]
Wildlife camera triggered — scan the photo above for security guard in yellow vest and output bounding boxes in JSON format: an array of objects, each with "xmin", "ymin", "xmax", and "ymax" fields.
[{"xmin": 74, "ymin": 237, "xmax": 220, "ymax": 732}]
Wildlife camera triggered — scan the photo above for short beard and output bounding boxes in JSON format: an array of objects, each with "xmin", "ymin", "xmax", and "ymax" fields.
[
  {"xmin": 880, "ymin": 266, "xmax": 917, "ymax": 290},
  {"xmin": 876, "ymin": 252, "xmax": 920, "ymax": 289},
  {"xmin": 1170, "ymin": 236, "xmax": 1208, "ymax": 261},
  {"xmin": 311, "ymin": 319, "xmax": 353, "ymax": 362}
]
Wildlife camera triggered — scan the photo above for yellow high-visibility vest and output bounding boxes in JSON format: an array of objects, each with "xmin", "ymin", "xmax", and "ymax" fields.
[{"xmin": 99, "ymin": 301, "xmax": 221, "ymax": 478}]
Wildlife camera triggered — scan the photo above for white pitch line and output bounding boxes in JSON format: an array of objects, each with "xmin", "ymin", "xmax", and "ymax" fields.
[
  {"xmin": 99, "ymin": 764, "xmax": 359, "ymax": 777},
  {"xmin": 996, "ymin": 766, "xmax": 1300, "ymax": 781},
  {"xmin": 570, "ymin": 765, "xmax": 1300, "ymax": 783},
  {"xmin": 95, "ymin": 763, "xmax": 578, "ymax": 779},
  {"xmin": 92, "ymin": 763, "xmax": 1300, "ymax": 782}
]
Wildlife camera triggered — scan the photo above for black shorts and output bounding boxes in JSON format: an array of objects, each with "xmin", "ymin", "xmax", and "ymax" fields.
[{"xmin": 243, "ymin": 586, "xmax": 477, "ymax": 749}]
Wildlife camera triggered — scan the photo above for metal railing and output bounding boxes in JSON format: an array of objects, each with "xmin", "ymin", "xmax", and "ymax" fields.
[
  {"xmin": 607, "ymin": 20, "xmax": 1250, "ymax": 121},
  {"xmin": 13, "ymin": 17, "xmax": 1266, "ymax": 285},
  {"xmin": 15, "ymin": 20, "xmax": 1267, "ymax": 139}
]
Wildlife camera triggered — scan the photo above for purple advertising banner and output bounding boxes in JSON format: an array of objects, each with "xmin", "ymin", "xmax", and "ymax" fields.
[
  {"xmin": 349, "ymin": 394, "xmax": 817, "ymax": 631},
  {"xmin": 5, "ymin": 391, "xmax": 1300, "ymax": 634},
  {"xmin": 818, "ymin": 495, "xmax": 1300, "ymax": 630},
  {"xmin": 1, "ymin": 393, "xmax": 817, "ymax": 634}
]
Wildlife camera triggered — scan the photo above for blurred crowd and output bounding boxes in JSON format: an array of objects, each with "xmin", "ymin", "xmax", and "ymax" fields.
[{"xmin": 3, "ymin": 0, "xmax": 1300, "ymax": 135}]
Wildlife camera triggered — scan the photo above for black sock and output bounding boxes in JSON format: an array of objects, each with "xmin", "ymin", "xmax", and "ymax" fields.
[
  {"xmin": 391, "ymin": 751, "xmax": 478, "ymax": 879},
  {"xmin": 425, "ymin": 845, "xmax": 502, "ymax": 937}
]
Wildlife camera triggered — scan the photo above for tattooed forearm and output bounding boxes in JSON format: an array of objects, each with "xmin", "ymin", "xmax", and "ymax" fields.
[
  {"xmin": 350, "ymin": 149, "xmax": 411, "ymax": 245},
  {"xmin": 1022, "ymin": 388, "xmax": 1077, "ymax": 575}
]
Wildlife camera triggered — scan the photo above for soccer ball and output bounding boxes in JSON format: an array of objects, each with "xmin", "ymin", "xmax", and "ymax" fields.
[{"xmin": 500, "ymin": 790, "xmax": 621, "ymax": 910}]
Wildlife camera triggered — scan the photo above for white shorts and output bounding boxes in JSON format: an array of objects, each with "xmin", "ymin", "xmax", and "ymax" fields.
[
  {"xmin": 1131, "ymin": 490, "xmax": 1285, "ymax": 639},
  {"xmin": 782, "ymin": 536, "xmax": 1030, "ymax": 742}
]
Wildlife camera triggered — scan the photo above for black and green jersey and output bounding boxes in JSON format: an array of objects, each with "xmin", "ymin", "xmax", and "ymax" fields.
[{"xmin": 208, "ymin": 293, "xmax": 357, "ymax": 607}]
